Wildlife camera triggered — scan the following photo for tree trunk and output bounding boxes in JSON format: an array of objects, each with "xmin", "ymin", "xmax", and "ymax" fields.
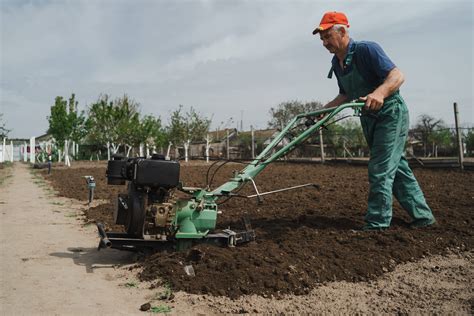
[
  {"xmin": 184, "ymin": 140, "xmax": 190, "ymax": 162},
  {"xmin": 30, "ymin": 137, "xmax": 36, "ymax": 163},
  {"xmin": 64, "ymin": 140, "xmax": 71, "ymax": 167},
  {"xmin": 110, "ymin": 143, "xmax": 119, "ymax": 155},
  {"xmin": 1, "ymin": 138, "xmax": 5, "ymax": 163},
  {"xmin": 166, "ymin": 142, "xmax": 172, "ymax": 160},
  {"xmin": 206, "ymin": 135, "xmax": 210, "ymax": 163},
  {"xmin": 23, "ymin": 142, "xmax": 28, "ymax": 162}
]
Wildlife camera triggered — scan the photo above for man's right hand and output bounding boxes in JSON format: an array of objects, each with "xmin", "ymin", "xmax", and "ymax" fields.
[{"xmin": 318, "ymin": 93, "xmax": 348, "ymax": 120}]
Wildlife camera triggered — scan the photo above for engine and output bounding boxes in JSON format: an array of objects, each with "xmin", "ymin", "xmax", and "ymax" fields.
[{"xmin": 106, "ymin": 155, "xmax": 180, "ymax": 239}]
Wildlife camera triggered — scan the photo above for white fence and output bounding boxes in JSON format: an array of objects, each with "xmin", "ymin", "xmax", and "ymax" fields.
[
  {"xmin": 0, "ymin": 139, "xmax": 13, "ymax": 162},
  {"xmin": 1, "ymin": 138, "xmax": 36, "ymax": 163}
]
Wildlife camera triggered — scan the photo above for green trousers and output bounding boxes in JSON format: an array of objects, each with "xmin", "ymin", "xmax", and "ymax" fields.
[{"xmin": 360, "ymin": 96, "xmax": 435, "ymax": 228}]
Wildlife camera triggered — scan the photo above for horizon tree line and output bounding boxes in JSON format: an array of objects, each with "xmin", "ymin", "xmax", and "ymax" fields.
[{"xmin": 3, "ymin": 94, "xmax": 473, "ymax": 162}]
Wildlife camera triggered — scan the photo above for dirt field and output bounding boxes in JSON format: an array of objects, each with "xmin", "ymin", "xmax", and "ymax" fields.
[{"xmin": 36, "ymin": 160, "xmax": 473, "ymax": 313}]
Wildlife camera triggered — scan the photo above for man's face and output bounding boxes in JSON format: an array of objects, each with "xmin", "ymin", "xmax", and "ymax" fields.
[{"xmin": 319, "ymin": 27, "xmax": 343, "ymax": 54}]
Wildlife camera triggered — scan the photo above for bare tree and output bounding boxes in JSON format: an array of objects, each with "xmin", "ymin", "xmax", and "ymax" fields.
[
  {"xmin": 0, "ymin": 113, "xmax": 11, "ymax": 139},
  {"xmin": 268, "ymin": 100, "xmax": 323, "ymax": 129},
  {"xmin": 166, "ymin": 105, "xmax": 211, "ymax": 160},
  {"xmin": 413, "ymin": 115, "xmax": 444, "ymax": 157}
]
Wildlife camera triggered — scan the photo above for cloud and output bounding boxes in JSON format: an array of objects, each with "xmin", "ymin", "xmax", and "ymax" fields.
[
  {"xmin": 0, "ymin": 88, "xmax": 46, "ymax": 137},
  {"xmin": 1, "ymin": 0, "xmax": 472, "ymax": 138}
]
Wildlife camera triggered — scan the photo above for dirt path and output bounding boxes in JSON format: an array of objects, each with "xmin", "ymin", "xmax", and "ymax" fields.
[{"xmin": 0, "ymin": 163, "xmax": 154, "ymax": 315}]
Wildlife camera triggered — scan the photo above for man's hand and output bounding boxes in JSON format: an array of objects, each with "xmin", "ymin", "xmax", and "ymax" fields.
[
  {"xmin": 360, "ymin": 91, "xmax": 385, "ymax": 111},
  {"xmin": 360, "ymin": 67, "xmax": 405, "ymax": 112},
  {"xmin": 319, "ymin": 93, "xmax": 349, "ymax": 120}
]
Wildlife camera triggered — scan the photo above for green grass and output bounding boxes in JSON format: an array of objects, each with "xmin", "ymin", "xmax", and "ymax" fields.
[
  {"xmin": 30, "ymin": 171, "xmax": 58, "ymax": 196},
  {"xmin": 64, "ymin": 213, "xmax": 77, "ymax": 218},
  {"xmin": 147, "ymin": 283, "xmax": 174, "ymax": 303},
  {"xmin": 0, "ymin": 163, "xmax": 13, "ymax": 186},
  {"xmin": 0, "ymin": 174, "xmax": 12, "ymax": 186},
  {"xmin": 150, "ymin": 305, "xmax": 172, "ymax": 313},
  {"xmin": 159, "ymin": 284, "xmax": 173, "ymax": 300},
  {"xmin": 50, "ymin": 201, "xmax": 64, "ymax": 206},
  {"xmin": 30, "ymin": 169, "xmax": 42, "ymax": 178},
  {"xmin": 44, "ymin": 188, "xmax": 56, "ymax": 195},
  {"xmin": 30, "ymin": 169, "xmax": 47, "ymax": 182},
  {"xmin": 123, "ymin": 281, "xmax": 137, "ymax": 288},
  {"xmin": 34, "ymin": 181, "xmax": 47, "ymax": 187}
]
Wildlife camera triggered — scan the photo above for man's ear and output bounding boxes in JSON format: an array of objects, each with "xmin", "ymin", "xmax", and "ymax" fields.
[{"xmin": 339, "ymin": 27, "xmax": 347, "ymax": 37}]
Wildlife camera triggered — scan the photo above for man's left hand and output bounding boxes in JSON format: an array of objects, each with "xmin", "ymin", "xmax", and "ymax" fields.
[{"xmin": 360, "ymin": 92, "xmax": 384, "ymax": 111}]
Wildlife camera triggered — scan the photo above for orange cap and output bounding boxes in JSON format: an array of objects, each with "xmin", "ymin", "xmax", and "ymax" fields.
[{"xmin": 312, "ymin": 11, "xmax": 349, "ymax": 34}]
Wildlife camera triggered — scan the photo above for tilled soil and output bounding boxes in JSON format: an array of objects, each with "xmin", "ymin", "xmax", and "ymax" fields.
[{"xmin": 41, "ymin": 162, "xmax": 474, "ymax": 298}]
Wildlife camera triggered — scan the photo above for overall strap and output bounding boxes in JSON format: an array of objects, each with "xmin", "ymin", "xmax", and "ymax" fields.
[
  {"xmin": 344, "ymin": 42, "xmax": 357, "ymax": 66},
  {"xmin": 327, "ymin": 41, "xmax": 357, "ymax": 79},
  {"xmin": 327, "ymin": 65, "xmax": 334, "ymax": 79}
]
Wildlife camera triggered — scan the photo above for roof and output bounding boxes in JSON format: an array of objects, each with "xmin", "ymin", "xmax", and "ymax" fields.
[
  {"xmin": 205, "ymin": 128, "xmax": 238, "ymax": 142},
  {"xmin": 188, "ymin": 128, "xmax": 283, "ymax": 146},
  {"xmin": 36, "ymin": 133, "xmax": 53, "ymax": 141},
  {"xmin": 238, "ymin": 128, "xmax": 278, "ymax": 141}
]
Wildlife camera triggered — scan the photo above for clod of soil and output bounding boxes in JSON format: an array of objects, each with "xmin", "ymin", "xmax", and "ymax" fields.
[{"xmin": 140, "ymin": 303, "xmax": 151, "ymax": 311}]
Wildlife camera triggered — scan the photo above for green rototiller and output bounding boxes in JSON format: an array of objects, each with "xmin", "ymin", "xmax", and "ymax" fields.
[{"xmin": 97, "ymin": 102, "xmax": 365, "ymax": 252}]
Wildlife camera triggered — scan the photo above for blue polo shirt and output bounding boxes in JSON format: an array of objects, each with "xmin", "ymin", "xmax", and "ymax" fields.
[{"xmin": 331, "ymin": 39, "xmax": 396, "ymax": 95}]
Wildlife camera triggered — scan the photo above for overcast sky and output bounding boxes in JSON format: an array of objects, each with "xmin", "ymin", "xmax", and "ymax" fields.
[{"xmin": 1, "ymin": 0, "xmax": 473, "ymax": 138}]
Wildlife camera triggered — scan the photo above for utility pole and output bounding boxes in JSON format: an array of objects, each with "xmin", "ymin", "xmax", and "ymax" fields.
[
  {"xmin": 453, "ymin": 102, "xmax": 464, "ymax": 171},
  {"xmin": 226, "ymin": 130, "xmax": 230, "ymax": 160},
  {"xmin": 343, "ymin": 139, "xmax": 346, "ymax": 158},
  {"xmin": 251, "ymin": 125, "xmax": 255, "ymax": 159},
  {"xmin": 319, "ymin": 129, "xmax": 325, "ymax": 163},
  {"xmin": 205, "ymin": 134, "xmax": 210, "ymax": 163}
]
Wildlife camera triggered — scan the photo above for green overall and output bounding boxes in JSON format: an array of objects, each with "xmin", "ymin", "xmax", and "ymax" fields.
[{"xmin": 329, "ymin": 43, "xmax": 435, "ymax": 229}]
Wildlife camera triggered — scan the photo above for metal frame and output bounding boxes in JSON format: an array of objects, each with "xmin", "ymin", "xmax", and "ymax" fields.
[{"xmin": 211, "ymin": 102, "xmax": 365, "ymax": 197}]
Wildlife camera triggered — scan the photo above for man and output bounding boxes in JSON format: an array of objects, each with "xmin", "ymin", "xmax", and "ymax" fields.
[{"xmin": 313, "ymin": 11, "xmax": 435, "ymax": 230}]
